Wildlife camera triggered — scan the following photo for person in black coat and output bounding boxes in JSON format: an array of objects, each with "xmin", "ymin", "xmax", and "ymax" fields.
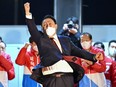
[{"xmin": 59, "ymin": 17, "xmax": 82, "ymax": 49}]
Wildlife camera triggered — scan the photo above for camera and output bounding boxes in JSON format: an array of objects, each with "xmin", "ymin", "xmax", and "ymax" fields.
[
  {"xmin": 68, "ymin": 24, "xmax": 74, "ymax": 28},
  {"xmin": 67, "ymin": 21, "xmax": 74, "ymax": 29}
]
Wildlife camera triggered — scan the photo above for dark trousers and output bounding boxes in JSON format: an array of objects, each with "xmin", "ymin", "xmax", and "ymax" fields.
[{"xmin": 43, "ymin": 73, "xmax": 74, "ymax": 87}]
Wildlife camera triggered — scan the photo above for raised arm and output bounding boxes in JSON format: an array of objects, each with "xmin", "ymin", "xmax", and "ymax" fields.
[
  {"xmin": 15, "ymin": 43, "xmax": 29, "ymax": 65},
  {"xmin": 24, "ymin": 2, "xmax": 42, "ymax": 43}
]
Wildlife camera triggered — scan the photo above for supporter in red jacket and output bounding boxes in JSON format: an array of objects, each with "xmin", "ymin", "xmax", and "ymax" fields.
[
  {"xmin": 0, "ymin": 41, "xmax": 15, "ymax": 87},
  {"xmin": 93, "ymin": 41, "xmax": 116, "ymax": 87},
  {"xmin": 15, "ymin": 37, "xmax": 42, "ymax": 87},
  {"xmin": 110, "ymin": 61, "xmax": 116, "ymax": 87},
  {"xmin": 76, "ymin": 32, "xmax": 106, "ymax": 87}
]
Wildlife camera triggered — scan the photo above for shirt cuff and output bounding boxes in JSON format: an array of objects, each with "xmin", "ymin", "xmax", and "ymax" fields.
[{"xmin": 26, "ymin": 13, "xmax": 32, "ymax": 19}]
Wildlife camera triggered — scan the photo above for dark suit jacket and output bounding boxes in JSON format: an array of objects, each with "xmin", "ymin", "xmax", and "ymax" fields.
[
  {"xmin": 26, "ymin": 18, "xmax": 97, "ymax": 83},
  {"xmin": 26, "ymin": 18, "xmax": 97, "ymax": 67},
  {"xmin": 59, "ymin": 29, "xmax": 82, "ymax": 49}
]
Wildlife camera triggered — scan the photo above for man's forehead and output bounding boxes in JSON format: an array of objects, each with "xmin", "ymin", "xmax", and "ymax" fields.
[
  {"xmin": 95, "ymin": 44, "xmax": 102, "ymax": 48},
  {"xmin": 81, "ymin": 34, "xmax": 90, "ymax": 39},
  {"xmin": 43, "ymin": 18, "xmax": 53, "ymax": 22},
  {"xmin": 110, "ymin": 42, "xmax": 116, "ymax": 47}
]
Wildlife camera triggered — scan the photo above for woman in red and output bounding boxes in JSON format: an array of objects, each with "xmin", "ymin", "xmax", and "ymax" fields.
[{"xmin": 15, "ymin": 37, "xmax": 42, "ymax": 87}]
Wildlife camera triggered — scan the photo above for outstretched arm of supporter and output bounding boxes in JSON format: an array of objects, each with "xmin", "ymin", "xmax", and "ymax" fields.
[
  {"xmin": 7, "ymin": 64, "xmax": 15, "ymax": 80},
  {"xmin": 0, "ymin": 55, "xmax": 12, "ymax": 71},
  {"xmin": 70, "ymin": 38, "xmax": 104, "ymax": 62},
  {"xmin": 15, "ymin": 43, "xmax": 29, "ymax": 65},
  {"xmin": 95, "ymin": 52, "xmax": 104, "ymax": 61},
  {"xmin": 81, "ymin": 59, "xmax": 93, "ymax": 67},
  {"xmin": 0, "ymin": 55, "xmax": 15, "ymax": 80},
  {"xmin": 91, "ymin": 60, "xmax": 106, "ymax": 72},
  {"xmin": 90, "ymin": 52, "xmax": 106, "ymax": 72}
]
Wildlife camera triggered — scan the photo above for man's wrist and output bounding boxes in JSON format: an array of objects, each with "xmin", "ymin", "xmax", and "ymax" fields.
[
  {"xmin": 26, "ymin": 13, "xmax": 32, "ymax": 19},
  {"xmin": 25, "ymin": 12, "xmax": 31, "ymax": 15}
]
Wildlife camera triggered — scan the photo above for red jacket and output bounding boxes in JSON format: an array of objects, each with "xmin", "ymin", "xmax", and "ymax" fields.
[
  {"xmin": 110, "ymin": 61, "xmax": 116, "ymax": 87},
  {"xmin": 0, "ymin": 51, "xmax": 15, "ymax": 80},
  {"xmin": 76, "ymin": 46, "xmax": 106, "ymax": 74},
  {"xmin": 15, "ymin": 47, "xmax": 40, "ymax": 73},
  {"xmin": 104, "ymin": 56, "xmax": 113, "ymax": 86},
  {"xmin": 75, "ymin": 46, "xmax": 106, "ymax": 87}
]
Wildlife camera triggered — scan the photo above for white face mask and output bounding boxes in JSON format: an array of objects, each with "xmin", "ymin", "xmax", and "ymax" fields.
[
  {"xmin": 46, "ymin": 27, "xmax": 56, "ymax": 38},
  {"xmin": 81, "ymin": 41, "xmax": 91, "ymax": 50},
  {"xmin": 108, "ymin": 47, "xmax": 116, "ymax": 57},
  {"xmin": 32, "ymin": 46, "xmax": 38, "ymax": 52}
]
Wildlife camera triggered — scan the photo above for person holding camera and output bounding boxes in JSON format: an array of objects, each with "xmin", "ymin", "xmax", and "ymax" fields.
[{"xmin": 59, "ymin": 17, "xmax": 82, "ymax": 49}]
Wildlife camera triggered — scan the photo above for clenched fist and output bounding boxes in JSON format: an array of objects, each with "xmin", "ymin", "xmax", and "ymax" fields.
[
  {"xmin": 24, "ymin": 2, "xmax": 31, "ymax": 15},
  {"xmin": 24, "ymin": 42, "xmax": 30, "ymax": 48},
  {"xmin": 81, "ymin": 59, "xmax": 93, "ymax": 67},
  {"xmin": 95, "ymin": 52, "xmax": 104, "ymax": 61}
]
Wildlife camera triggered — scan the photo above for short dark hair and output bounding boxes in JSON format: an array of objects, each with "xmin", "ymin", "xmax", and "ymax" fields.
[
  {"xmin": 93, "ymin": 42, "xmax": 105, "ymax": 51},
  {"xmin": 66, "ymin": 17, "xmax": 79, "ymax": 24},
  {"xmin": 0, "ymin": 36, "xmax": 3, "ymax": 41},
  {"xmin": 29, "ymin": 37, "xmax": 34, "ymax": 43},
  {"xmin": 108, "ymin": 40, "xmax": 116, "ymax": 47},
  {"xmin": 42, "ymin": 15, "xmax": 57, "ymax": 24},
  {"xmin": 81, "ymin": 32, "xmax": 92, "ymax": 40}
]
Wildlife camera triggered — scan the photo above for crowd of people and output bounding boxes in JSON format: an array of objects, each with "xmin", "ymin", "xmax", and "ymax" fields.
[{"xmin": 0, "ymin": 2, "xmax": 116, "ymax": 87}]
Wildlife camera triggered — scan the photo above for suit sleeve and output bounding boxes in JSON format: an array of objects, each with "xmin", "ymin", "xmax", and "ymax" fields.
[
  {"xmin": 70, "ymin": 40, "xmax": 97, "ymax": 62},
  {"xmin": 25, "ymin": 18, "xmax": 42, "ymax": 43}
]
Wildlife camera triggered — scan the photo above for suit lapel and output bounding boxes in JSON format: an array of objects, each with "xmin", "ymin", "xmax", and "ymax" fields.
[{"xmin": 58, "ymin": 37, "xmax": 65, "ymax": 54}]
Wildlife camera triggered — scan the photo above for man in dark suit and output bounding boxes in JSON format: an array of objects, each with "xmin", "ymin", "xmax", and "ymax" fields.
[{"xmin": 24, "ymin": 2, "xmax": 104, "ymax": 87}]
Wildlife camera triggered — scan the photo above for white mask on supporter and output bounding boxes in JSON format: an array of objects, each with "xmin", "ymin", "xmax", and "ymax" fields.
[
  {"xmin": 81, "ymin": 41, "xmax": 91, "ymax": 50},
  {"xmin": 46, "ymin": 27, "xmax": 56, "ymax": 38},
  {"xmin": 32, "ymin": 46, "xmax": 38, "ymax": 52},
  {"xmin": 108, "ymin": 47, "xmax": 116, "ymax": 57}
]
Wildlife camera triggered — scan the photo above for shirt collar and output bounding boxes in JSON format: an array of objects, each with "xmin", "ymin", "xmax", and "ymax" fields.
[{"xmin": 52, "ymin": 34, "xmax": 58, "ymax": 40}]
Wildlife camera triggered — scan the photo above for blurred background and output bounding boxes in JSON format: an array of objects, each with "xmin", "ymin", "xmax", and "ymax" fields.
[
  {"xmin": 1, "ymin": 0, "xmax": 116, "ymax": 25},
  {"xmin": 0, "ymin": 0, "xmax": 116, "ymax": 43}
]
